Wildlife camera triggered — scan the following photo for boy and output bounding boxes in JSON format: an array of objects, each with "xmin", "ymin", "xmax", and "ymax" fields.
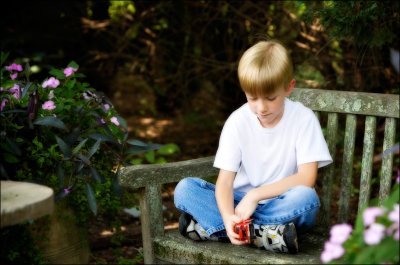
[{"xmin": 174, "ymin": 40, "xmax": 332, "ymax": 254}]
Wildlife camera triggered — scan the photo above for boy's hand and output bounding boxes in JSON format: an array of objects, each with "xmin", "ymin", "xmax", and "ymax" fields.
[
  {"xmin": 224, "ymin": 214, "xmax": 248, "ymax": 245},
  {"xmin": 234, "ymin": 189, "xmax": 258, "ymax": 220}
]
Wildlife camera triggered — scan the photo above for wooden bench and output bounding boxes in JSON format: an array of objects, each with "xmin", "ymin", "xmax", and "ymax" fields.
[{"xmin": 119, "ymin": 88, "xmax": 399, "ymax": 264}]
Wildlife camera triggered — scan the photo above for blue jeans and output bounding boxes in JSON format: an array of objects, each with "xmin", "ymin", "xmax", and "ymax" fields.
[{"xmin": 174, "ymin": 177, "xmax": 320, "ymax": 237}]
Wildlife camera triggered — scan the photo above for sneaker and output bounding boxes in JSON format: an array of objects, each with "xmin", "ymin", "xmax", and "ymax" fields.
[
  {"xmin": 178, "ymin": 212, "xmax": 210, "ymax": 241},
  {"xmin": 253, "ymin": 223, "xmax": 299, "ymax": 254}
]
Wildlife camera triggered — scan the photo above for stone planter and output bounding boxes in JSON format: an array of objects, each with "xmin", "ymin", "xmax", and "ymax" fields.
[{"xmin": 30, "ymin": 201, "xmax": 90, "ymax": 264}]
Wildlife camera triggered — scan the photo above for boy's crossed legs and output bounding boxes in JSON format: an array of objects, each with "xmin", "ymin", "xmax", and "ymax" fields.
[{"xmin": 174, "ymin": 177, "xmax": 320, "ymax": 254}]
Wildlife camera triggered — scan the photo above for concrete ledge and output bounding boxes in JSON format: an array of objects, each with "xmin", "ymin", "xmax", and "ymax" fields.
[
  {"xmin": 1, "ymin": 180, "xmax": 54, "ymax": 227},
  {"xmin": 154, "ymin": 230, "xmax": 325, "ymax": 264}
]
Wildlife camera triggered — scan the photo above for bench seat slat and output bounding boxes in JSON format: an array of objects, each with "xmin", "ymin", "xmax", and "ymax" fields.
[{"xmin": 154, "ymin": 230, "xmax": 325, "ymax": 264}]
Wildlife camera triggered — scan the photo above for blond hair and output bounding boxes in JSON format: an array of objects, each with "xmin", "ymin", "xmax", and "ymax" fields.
[{"xmin": 238, "ymin": 40, "xmax": 293, "ymax": 96}]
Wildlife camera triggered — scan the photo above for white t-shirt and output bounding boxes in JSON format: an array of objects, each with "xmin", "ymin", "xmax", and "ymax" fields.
[{"xmin": 213, "ymin": 98, "xmax": 332, "ymax": 196}]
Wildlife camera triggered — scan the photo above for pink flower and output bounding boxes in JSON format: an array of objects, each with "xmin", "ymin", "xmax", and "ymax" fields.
[
  {"xmin": 10, "ymin": 73, "xmax": 18, "ymax": 80},
  {"xmin": 42, "ymin": 77, "xmax": 60, "ymax": 88},
  {"xmin": 64, "ymin": 67, "xmax": 77, "ymax": 77},
  {"xmin": 320, "ymin": 241, "xmax": 345, "ymax": 263},
  {"xmin": 102, "ymin": 103, "xmax": 110, "ymax": 112},
  {"xmin": 42, "ymin": 100, "xmax": 56, "ymax": 110},
  {"xmin": 9, "ymin": 84, "xmax": 21, "ymax": 99},
  {"xmin": 388, "ymin": 204, "xmax": 399, "ymax": 223},
  {"xmin": 1, "ymin": 99, "xmax": 8, "ymax": 111},
  {"xmin": 364, "ymin": 223, "xmax": 386, "ymax": 245},
  {"xmin": 110, "ymin": 116, "xmax": 120, "ymax": 126},
  {"xmin": 5, "ymin": 63, "xmax": 23, "ymax": 72},
  {"xmin": 363, "ymin": 207, "xmax": 385, "ymax": 226},
  {"xmin": 329, "ymin": 223, "xmax": 353, "ymax": 244}
]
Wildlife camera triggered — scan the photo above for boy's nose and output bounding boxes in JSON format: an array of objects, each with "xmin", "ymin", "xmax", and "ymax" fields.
[{"xmin": 258, "ymin": 100, "xmax": 268, "ymax": 112}]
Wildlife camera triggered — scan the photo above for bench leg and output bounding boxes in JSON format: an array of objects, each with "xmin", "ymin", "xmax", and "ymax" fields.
[{"xmin": 139, "ymin": 184, "xmax": 164, "ymax": 264}]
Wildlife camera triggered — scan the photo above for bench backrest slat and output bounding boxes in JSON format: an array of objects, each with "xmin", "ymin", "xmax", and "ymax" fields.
[
  {"xmin": 338, "ymin": 114, "xmax": 357, "ymax": 223},
  {"xmin": 358, "ymin": 116, "xmax": 377, "ymax": 212},
  {"xmin": 379, "ymin": 117, "xmax": 397, "ymax": 204},
  {"xmin": 320, "ymin": 113, "xmax": 338, "ymax": 225}
]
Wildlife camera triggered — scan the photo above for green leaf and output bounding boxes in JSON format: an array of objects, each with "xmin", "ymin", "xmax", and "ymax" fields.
[
  {"xmin": 0, "ymin": 80, "xmax": 15, "ymax": 89},
  {"xmin": 88, "ymin": 140, "xmax": 101, "ymax": 159},
  {"xmin": 56, "ymin": 164, "xmax": 65, "ymax": 188},
  {"xmin": 55, "ymin": 136, "xmax": 72, "ymax": 159},
  {"xmin": 49, "ymin": 68, "xmax": 65, "ymax": 80},
  {"xmin": 3, "ymin": 153, "xmax": 19, "ymax": 163},
  {"xmin": 77, "ymin": 153, "xmax": 90, "ymax": 165},
  {"xmin": 85, "ymin": 183, "xmax": 97, "ymax": 215},
  {"xmin": 89, "ymin": 133, "xmax": 117, "ymax": 144},
  {"xmin": 0, "ymin": 52, "xmax": 9, "ymax": 65},
  {"xmin": 72, "ymin": 138, "xmax": 88, "ymax": 155},
  {"xmin": 157, "ymin": 143, "xmax": 180, "ymax": 156},
  {"xmin": 22, "ymin": 82, "xmax": 33, "ymax": 99},
  {"xmin": 144, "ymin": 150, "xmax": 155, "ymax": 163},
  {"xmin": 116, "ymin": 115, "xmax": 128, "ymax": 130},
  {"xmin": 126, "ymin": 139, "xmax": 148, "ymax": 147},
  {"xmin": 66, "ymin": 79, "xmax": 76, "ymax": 89},
  {"xmin": 67, "ymin": 61, "xmax": 79, "ymax": 69},
  {"xmin": 3, "ymin": 138, "xmax": 21, "ymax": 156},
  {"xmin": 126, "ymin": 139, "xmax": 163, "ymax": 154},
  {"xmin": 34, "ymin": 116, "xmax": 67, "ymax": 130},
  {"xmin": 90, "ymin": 167, "xmax": 104, "ymax": 183}
]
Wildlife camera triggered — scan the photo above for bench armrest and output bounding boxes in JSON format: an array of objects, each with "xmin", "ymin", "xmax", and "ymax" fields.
[{"xmin": 118, "ymin": 156, "xmax": 217, "ymax": 189}]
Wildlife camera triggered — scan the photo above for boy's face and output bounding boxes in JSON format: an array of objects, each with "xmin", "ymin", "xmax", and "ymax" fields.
[{"xmin": 245, "ymin": 80, "xmax": 295, "ymax": 128}]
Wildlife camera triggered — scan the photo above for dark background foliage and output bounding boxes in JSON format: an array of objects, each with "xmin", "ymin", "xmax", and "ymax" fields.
[{"xmin": 2, "ymin": 1, "xmax": 398, "ymax": 118}]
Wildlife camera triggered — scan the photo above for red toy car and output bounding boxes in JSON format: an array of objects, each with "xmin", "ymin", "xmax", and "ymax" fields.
[{"xmin": 234, "ymin": 218, "xmax": 254, "ymax": 244}]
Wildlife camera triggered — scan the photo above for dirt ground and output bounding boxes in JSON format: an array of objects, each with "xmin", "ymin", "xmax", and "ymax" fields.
[{"xmin": 88, "ymin": 184, "xmax": 180, "ymax": 264}]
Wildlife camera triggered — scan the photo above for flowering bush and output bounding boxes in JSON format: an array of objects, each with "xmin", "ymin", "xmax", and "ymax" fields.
[
  {"xmin": 0, "ymin": 52, "xmax": 161, "ymax": 217},
  {"xmin": 321, "ymin": 176, "xmax": 399, "ymax": 264}
]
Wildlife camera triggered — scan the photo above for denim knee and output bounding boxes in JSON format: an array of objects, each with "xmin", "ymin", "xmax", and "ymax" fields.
[{"xmin": 173, "ymin": 177, "xmax": 198, "ymax": 207}]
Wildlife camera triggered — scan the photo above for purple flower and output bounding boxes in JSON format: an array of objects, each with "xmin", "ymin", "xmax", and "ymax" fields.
[
  {"xmin": 42, "ymin": 100, "xmax": 56, "ymax": 110},
  {"xmin": 42, "ymin": 77, "xmax": 60, "ymax": 88},
  {"xmin": 83, "ymin": 92, "xmax": 91, "ymax": 100},
  {"xmin": 102, "ymin": 103, "xmax": 110, "ymax": 112},
  {"xmin": 1, "ymin": 99, "xmax": 9, "ymax": 111},
  {"xmin": 329, "ymin": 223, "xmax": 353, "ymax": 244},
  {"xmin": 320, "ymin": 241, "xmax": 345, "ymax": 263},
  {"xmin": 110, "ymin": 116, "xmax": 120, "ymax": 126},
  {"xmin": 10, "ymin": 73, "xmax": 18, "ymax": 80},
  {"xmin": 64, "ymin": 67, "xmax": 77, "ymax": 77},
  {"xmin": 363, "ymin": 207, "xmax": 385, "ymax": 226},
  {"xmin": 9, "ymin": 84, "xmax": 21, "ymax": 100},
  {"xmin": 5, "ymin": 63, "xmax": 23, "ymax": 72},
  {"xmin": 364, "ymin": 223, "xmax": 386, "ymax": 245}
]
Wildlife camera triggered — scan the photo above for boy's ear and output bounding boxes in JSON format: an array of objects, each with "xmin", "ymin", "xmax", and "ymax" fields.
[{"xmin": 285, "ymin": 79, "xmax": 296, "ymax": 96}]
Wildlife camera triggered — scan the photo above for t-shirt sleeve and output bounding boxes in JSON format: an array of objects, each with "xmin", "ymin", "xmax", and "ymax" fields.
[
  {"xmin": 296, "ymin": 109, "xmax": 333, "ymax": 168},
  {"xmin": 213, "ymin": 115, "xmax": 242, "ymax": 172}
]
